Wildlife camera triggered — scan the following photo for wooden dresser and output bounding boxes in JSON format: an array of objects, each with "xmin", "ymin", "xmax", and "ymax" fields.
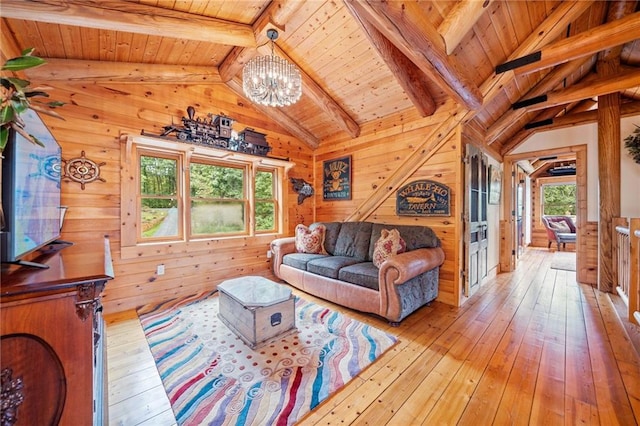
[{"xmin": 1, "ymin": 238, "xmax": 113, "ymax": 426}]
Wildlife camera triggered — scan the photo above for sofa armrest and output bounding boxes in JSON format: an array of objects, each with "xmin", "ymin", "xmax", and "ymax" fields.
[
  {"xmin": 379, "ymin": 247, "xmax": 445, "ymax": 285},
  {"xmin": 270, "ymin": 237, "xmax": 296, "ymax": 278}
]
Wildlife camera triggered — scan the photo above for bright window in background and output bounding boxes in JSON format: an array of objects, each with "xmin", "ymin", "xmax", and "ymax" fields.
[
  {"xmin": 134, "ymin": 148, "xmax": 283, "ymax": 243},
  {"xmin": 139, "ymin": 153, "xmax": 181, "ymax": 241},
  {"xmin": 255, "ymin": 169, "xmax": 277, "ymax": 232},
  {"xmin": 542, "ymin": 183, "xmax": 576, "ymax": 216},
  {"xmin": 189, "ymin": 162, "xmax": 247, "ymax": 236}
]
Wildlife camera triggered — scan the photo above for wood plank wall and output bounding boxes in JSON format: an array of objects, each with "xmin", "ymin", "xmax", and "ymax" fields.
[
  {"xmin": 313, "ymin": 102, "xmax": 463, "ymax": 306},
  {"xmin": 30, "ymin": 81, "xmax": 314, "ymax": 314}
]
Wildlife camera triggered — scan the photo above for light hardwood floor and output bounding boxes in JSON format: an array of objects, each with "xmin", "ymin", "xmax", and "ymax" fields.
[{"xmin": 105, "ymin": 249, "xmax": 640, "ymax": 425}]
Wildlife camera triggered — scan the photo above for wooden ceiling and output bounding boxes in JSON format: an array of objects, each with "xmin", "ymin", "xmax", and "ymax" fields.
[{"xmin": 2, "ymin": 0, "xmax": 640, "ymax": 157}]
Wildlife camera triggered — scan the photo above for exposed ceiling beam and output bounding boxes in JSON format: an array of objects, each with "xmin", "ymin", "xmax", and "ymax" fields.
[
  {"xmin": 523, "ymin": 101, "xmax": 640, "ymax": 132},
  {"xmin": 344, "ymin": 1, "xmax": 436, "ymax": 117},
  {"xmin": 500, "ymin": 105, "xmax": 569, "ymax": 156},
  {"xmin": 226, "ymin": 77, "xmax": 319, "ymax": 149},
  {"xmin": 513, "ymin": 68, "xmax": 640, "ymax": 112},
  {"xmin": 26, "ymin": 58, "xmax": 222, "ymax": 83},
  {"xmin": 219, "ymin": 0, "xmax": 302, "ymax": 82},
  {"xmin": 598, "ymin": 0, "xmax": 639, "ymax": 60},
  {"xmin": 438, "ymin": 0, "xmax": 494, "ymax": 55},
  {"xmin": 496, "ymin": 11, "xmax": 640, "ymax": 75},
  {"xmin": 346, "ymin": 0, "xmax": 483, "ymax": 111},
  {"xmin": 267, "ymin": 45, "xmax": 361, "ymax": 138},
  {"xmin": 501, "ymin": 100, "xmax": 640, "ymax": 156},
  {"xmin": 0, "ymin": 0, "xmax": 256, "ymax": 47},
  {"xmin": 220, "ymin": 0, "xmax": 360, "ymax": 139},
  {"xmin": 486, "ymin": 57, "xmax": 593, "ymax": 145},
  {"xmin": 478, "ymin": 0, "xmax": 596, "ymax": 113}
]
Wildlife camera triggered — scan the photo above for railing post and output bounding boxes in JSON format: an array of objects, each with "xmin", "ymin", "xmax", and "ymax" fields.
[{"xmin": 630, "ymin": 218, "xmax": 640, "ymax": 325}]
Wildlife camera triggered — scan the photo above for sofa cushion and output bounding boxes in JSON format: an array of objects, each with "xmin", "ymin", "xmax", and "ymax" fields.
[
  {"xmin": 372, "ymin": 229, "xmax": 406, "ymax": 268},
  {"xmin": 307, "ymin": 256, "xmax": 361, "ymax": 279},
  {"xmin": 334, "ymin": 222, "xmax": 373, "ymax": 261},
  {"xmin": 295, "ymin": 223, "xmax": 326, "ymax": 254},
  {"xmin": 546, "ymin": 216, "xmax": 576, "ymax": 233},
  {"xmin": 282, "ymin": 253, "xmax": 328, "ymax": 271},
  {"xmin": 338, "ymin": 262, "xmax": 379, "ymax": 290},
  {"xmin": 549, "ymin": 220, "xmax": 571, "ymax": 233},
  {"xmin": 318, "ymin": 222, "xmax": 342, "ymax": 255},
  {"xmin": 368, "ymin": 223, "xmax": 441, "ymax": 260}
]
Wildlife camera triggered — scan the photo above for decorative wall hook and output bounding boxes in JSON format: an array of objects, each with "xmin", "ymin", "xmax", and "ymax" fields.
[{"xmin": 290, "ymin": 178, "xmax": 314, "ymax": 205}]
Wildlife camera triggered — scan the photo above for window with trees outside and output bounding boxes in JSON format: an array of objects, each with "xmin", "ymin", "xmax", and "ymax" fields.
[
  {"xmin": 542, "ymin": 183, "xmax": 576, "ymax": 217},
  {"xmin": 122, "ymin": 136, "xmax": 290, "ymax": 252}
]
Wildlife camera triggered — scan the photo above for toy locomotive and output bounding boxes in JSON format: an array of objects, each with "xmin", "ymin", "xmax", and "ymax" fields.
[{"xmin": 158, "ymin": 106, "xmax": 271, "ymax": 157}]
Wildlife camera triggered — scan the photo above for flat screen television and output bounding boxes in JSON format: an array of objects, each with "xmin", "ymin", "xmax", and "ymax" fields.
[{"xmin": 1, "ymin": 108, "xmax": 66, "ymax": 268}]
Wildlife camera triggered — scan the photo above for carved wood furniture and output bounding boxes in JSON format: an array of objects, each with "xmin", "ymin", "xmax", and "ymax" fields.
[{"xmin": 1, "ymin": 239, "xmax": 113, "ymax": 426}]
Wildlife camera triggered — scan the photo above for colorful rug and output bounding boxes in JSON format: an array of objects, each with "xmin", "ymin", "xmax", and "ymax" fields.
[{"xmin": 137, "ymin": 290, "xmax": 397, "ymax": 425}]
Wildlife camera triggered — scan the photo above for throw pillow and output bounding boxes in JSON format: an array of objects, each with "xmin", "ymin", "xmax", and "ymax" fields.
[
  {"xmin": 373, "ymin": 228, "xmax": 406, "ymax": 268},
  {"xmin": 295, "ymin": 224, "xmax": 326, "ymax": 254},
  {"xmin": 549, "ymin": 220, "xmax": 571, "ymax": 233}
]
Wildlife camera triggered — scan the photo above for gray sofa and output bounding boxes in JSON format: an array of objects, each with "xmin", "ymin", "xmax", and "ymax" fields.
[{"xmin": 270, "ymin": 221, "xmax": 445, "ymax": 324}]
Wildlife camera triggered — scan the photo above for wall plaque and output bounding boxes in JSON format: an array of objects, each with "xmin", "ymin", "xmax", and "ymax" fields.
[
  {"xmin": 322, "ymin": 155, "xmax": 351, "ymax": 200},
  {"xmin": 396, "ymin": 180, "xmax": 450, "ymax": 216}
]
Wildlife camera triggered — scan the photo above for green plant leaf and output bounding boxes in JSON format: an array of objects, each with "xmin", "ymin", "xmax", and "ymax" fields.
[
  {"xmin": 0, "ymin": 106, "xmax": 15, "ymax": 126},
  {"xmin": 0, "ymin": 126, "xmax": 8, "ymax": 151},
  {"xmin": 5, "ymin": 77, "xmax": 31, "ymax": 90},
  {"xmin": 21, "ymin": 47, "xmax": 35, "ymax": 56},
  {"xmin": 1, "ymin": 55, "xmax": 46, "ymax": 71}
]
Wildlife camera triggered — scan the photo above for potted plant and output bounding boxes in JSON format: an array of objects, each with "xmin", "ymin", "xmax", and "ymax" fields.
[
  {"xmin": 624, "ymin": 124, "xmax": 640, "ymax": 165},
  {"xmin": 1, "ymin": 47, "xmax": 64, "ymax": 151}
]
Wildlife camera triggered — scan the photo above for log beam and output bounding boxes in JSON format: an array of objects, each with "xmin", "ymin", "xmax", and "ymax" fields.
[
  {"xmin": 497, "ymin": 11, "xmax": 640, "ymax": 75},
  {"xmin": 486, "ymin": 57, "xmax": 592, "ymax": 145},
  {"xmin": 347, "ymin": 0, "xmax": 483, "ymax": 111},
  {"xmin": 513, "ymin": 68, "xmax": 640, "ymax": 112},
  {"xmin": 478, "ymin": 0, "xmax": 595, "ymax": 111},
  {"xmin": 344, "ymin": 1, "xmax": 436, "ymax": 117},
  {"xmin": 597, "ymin": 59, "xmax": 622, "ymax": 293},
  {"xmin": 0, "ymin": 0, "xmax": 256, "ymax": 47},
  {"xmin": 523, "ymin": 101, "xmax": 640, "ymax": 133},
  {"xmin": 26, "ymin": 58, "xmax": 222, "ymax": 83},
  {"xmin": 438, "ymin": 0, "xmax": 494, "ymax": 55}
]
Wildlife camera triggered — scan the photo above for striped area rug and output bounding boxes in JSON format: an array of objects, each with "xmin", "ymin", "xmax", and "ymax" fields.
[{"xmin": 137, "ymin": 290, "xmax": 398, "ymax": 425}]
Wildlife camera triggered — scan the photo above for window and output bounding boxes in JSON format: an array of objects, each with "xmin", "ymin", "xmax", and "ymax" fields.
[
  {"xmin": 190, "ymin": 161, "xmax": 247, "ymax": 236},
  {"xmin": 255, "ymin": 169, "xmax": 277, "ymax": 233},
  {"xmin": 542, "ymin": 183, "xmax": 576, "ymax": 216},
  {"xmin": 122, "ymin": 136, "xmax": 292, "ymax": 253},
  {"xmin": 139, "ymin": 153, "xmax": 181, "ymax": 241}
]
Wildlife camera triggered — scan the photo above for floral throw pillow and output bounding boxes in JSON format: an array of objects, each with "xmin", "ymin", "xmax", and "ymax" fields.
[
  {"xmin": 295, "ymin": 224, "xmax": 326, "ymax": 254},
  {"xmin": 373, "ymin": 228, "xmax": 406, "ymax": 268}
]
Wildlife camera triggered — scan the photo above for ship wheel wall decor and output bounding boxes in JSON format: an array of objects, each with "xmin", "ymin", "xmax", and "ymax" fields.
[{"xmin": 62, "ymin": 151, "xmax": 106, "ymax": 190}]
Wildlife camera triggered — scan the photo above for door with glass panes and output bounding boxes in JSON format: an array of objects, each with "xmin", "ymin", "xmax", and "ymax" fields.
[{"xmin": 464, "ymin": 144, "xmax": 488, "ymax": 297}]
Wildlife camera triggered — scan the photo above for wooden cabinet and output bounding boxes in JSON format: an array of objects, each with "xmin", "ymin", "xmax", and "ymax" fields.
[{"xmin": 1, "ymin": 239, "xmax": 113, "ymax": 426}]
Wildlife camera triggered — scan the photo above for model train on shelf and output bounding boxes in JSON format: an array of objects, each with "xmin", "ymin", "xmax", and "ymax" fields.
[{"xmin": 153, "ymin": 106, "xmax": 271, "ymax": 157}]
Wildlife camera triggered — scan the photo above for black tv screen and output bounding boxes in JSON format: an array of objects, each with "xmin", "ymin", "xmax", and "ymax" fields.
[{"xmin": 1, "ymin": 109, "xmax": 63, "ymax": 266}]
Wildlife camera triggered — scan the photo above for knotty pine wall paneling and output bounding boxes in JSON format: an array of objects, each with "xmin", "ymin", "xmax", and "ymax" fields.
[
  {"xmin": 31, "ymin": 81, "xmax": 313, "ymax": 314},
  {"xmin": 313, "ymin": 102, "xmax": 464, "ymax": 306}
]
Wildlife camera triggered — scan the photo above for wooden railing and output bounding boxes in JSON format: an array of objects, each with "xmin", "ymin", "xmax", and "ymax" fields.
[{"xmin": 614, "ymin": 218, "xmax": 640, "ymax": 325}]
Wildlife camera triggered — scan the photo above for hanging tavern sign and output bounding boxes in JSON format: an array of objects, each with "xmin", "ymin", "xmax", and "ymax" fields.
[{"xmin": 396, "ymin": 180, "xmax": 451, "ymax": 216}]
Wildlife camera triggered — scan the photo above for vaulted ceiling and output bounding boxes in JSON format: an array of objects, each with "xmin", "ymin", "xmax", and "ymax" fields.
[{"xmin": 2, "ymin": 0, "xmax": 640, "ymax": 158}]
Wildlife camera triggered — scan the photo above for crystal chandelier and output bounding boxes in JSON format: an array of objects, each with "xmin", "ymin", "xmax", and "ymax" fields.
[{"xmin": 243, "ymin": 29, "xmax": 302, "ymax": 107}]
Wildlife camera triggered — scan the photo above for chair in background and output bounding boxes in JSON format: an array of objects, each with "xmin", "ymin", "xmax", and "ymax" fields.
[{"xmin": 542, "ymin": 215, "xmax": 576, "ymax": 250}]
